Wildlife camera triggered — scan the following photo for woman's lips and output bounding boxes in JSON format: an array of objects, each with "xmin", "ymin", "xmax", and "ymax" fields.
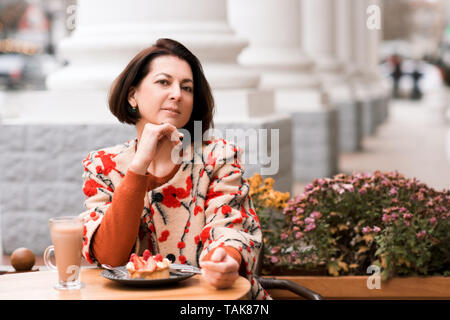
[{"xmin": 161, "ymin": 108, "xmax": 180, "ymax": 115}]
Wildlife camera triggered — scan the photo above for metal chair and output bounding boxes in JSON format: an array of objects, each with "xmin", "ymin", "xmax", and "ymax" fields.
[{"xmin": 253, "ymin": 242, "xmax": 324, "ymax": 300}]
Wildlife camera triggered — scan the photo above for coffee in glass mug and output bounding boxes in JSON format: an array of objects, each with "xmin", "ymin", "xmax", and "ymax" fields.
[{"xmin": 44, "ymin": 216, "xmax": 84, "ymax": 290}]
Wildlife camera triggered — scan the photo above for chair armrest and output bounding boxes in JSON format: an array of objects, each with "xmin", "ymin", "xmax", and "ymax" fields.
[{"xmin": 256, "ymin": 276, "xmax": 324, "ymax": 300}]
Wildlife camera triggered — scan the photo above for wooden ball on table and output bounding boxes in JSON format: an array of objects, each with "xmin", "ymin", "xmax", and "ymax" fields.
[{"xmin": 10, "ymin": 247, "xmax": 36, "ymax": 272}]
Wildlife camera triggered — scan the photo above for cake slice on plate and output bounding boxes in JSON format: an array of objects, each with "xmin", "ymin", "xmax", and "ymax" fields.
[{"xmin": 126, "ymin": 250, "xmax": 171, "ymax": 279}]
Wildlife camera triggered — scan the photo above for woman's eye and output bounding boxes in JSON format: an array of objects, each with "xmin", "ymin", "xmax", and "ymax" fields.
[
  {"xmin": 158, "ymin": 79, "xmax": 169, "ymax": 85},
  {"xmin": 182, "ymin": 86, "xmax": 193, "ymax": 93}
]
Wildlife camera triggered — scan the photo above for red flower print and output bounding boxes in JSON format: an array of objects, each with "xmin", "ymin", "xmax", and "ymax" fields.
[
  {"xmin": 221, "ymin": 205, "xmax": 232, "ymax": 215},
  {"xmin": 240, "ymin": 206, "xmax": 249, "ymax": 218},
  {"xmin": 177, "ymin": 241, "xmax": 186, "ymax": 249},
  {"xmin": 158, "ymin": 230, "xmax": 170, "ymax": 242},
  {"xmin": 83, "ymin": 153, "xmax": 91, "ymax": 163},
  {"xmin": 194, "ymin": 205, "xmax": 203, "ymax": 216},
  {"xmin": 194, "ymin": 235, "xmax": 200, "ymax": 245},
  {"xmin": 161, "ymin": 186, "xmax": 181, "ymax": 208},
  {"xmin": 206, "ymin": 152, "xmax": 216, "ymax": 168},
  {"xmin": 90, "ymin": 211, "xmax": 99, "ymax": 222},
  {"xmin": 149, "ymin": 206, "xmax": 155, "ymax": 217},
  {"xmin": 94, "ymin": 151, "xmax": 118, "ymax": 175},
  {"xmin": 233, "ymin": 217, "xmax": 243, "ymax": 224},
  {"xmin": 85, "ymin": 252, "xmax": 93, "ymax": 264},
  {"xmin": 184, "ymin": 176, "xmax": 193, "ymax": 195},
  {"xmin": 200, "ymin": 226, "xmax": 212, "ymax": 244},
  {"xmin": 83, "ymin": 179, "xmax": 104, "ymax": 197},
  {"xmin": 205, "ymin": 187, "xmax": 224, "ymax": 208},
  {"xmin": 179, "ymin": 255, "xmax": 186, "ymax": 264},
  {"xmin": 249, "ymin": 208, "xmax": 260, "ymax": 222},
  {"xmin": 161, "ymin": 176, "xmax": 192, "ymax": 208}
]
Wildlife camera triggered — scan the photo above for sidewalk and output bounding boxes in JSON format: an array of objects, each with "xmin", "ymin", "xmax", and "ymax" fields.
[{"xmin": 293, "ymin": 97, "xmax": 450, "ymax": 195}]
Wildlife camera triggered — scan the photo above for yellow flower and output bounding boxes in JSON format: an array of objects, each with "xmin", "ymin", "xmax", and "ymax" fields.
[
  {"xmin": 264, "ymin": 177, "xmax": 275, "ymax": 187},
  {"xmin": 248, "ymin": 173, "xmax": 290, "ymax": 210}
]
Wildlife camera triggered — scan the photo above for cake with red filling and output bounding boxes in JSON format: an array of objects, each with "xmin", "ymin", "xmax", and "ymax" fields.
[{"xmin": 126, "ymin": 250, "xmax": 171, "ymax": 279}]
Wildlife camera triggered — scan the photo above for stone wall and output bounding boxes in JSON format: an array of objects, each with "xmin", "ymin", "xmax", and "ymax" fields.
[
  {"xmin": 292, "ymin": 108, "xmax": 340, "ymax": 181},
  {"xmin": 335, "ymin": 101, "xmax": 362, "ymax": 152},
  {"xmin": 0, "ymin": 123, "xmax": 135, "ymax": 254}
]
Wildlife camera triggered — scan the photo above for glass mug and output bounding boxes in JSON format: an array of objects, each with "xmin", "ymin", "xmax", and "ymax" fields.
[{"xmin": 44, "ymin": 216, "xmax": 84, "ymax": 290}]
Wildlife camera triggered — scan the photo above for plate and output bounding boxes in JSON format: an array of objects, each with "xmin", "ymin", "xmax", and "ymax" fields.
[{"xmin": 100, "ymin": 266, "xmax": 196, "ymax": 287}]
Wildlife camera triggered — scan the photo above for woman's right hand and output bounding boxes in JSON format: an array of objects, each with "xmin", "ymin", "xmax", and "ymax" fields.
[{"xmin": 129, "ymin": 122, "xmax": 183, "ymax": 175}]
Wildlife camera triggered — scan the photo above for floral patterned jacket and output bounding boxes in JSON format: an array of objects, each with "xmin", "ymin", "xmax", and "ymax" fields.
[{"xmin": 79, "ymin": 138, "xmax": 270, "ymax": 300}]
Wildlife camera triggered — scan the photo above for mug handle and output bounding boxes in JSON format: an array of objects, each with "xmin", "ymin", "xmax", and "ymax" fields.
[{"xmin": 43, "ymin": 245, "xmax": 57, "ymax": 271}]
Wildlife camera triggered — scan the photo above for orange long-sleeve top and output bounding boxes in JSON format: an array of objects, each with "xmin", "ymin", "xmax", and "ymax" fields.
[{"xmin": 90, "ymin": 166, "xmax": 244, "ymax": 271}]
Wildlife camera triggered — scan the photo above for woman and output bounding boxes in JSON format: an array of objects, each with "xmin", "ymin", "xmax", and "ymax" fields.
[{"xmin": 79, "ymin": 38, "xmax": 270, "ymax": 300}]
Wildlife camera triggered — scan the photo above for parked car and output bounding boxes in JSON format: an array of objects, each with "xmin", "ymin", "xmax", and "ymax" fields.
[
  {"xmin": 22, "ymin": 53, "xmax": 60, "ymax": 90},
  {"xmin": 0, "ymin": 53, "xmax": 60, "ymax": 90},
  {"xmin": 0, "ymin": 53, "xmax": 26, "ymax": 89}
]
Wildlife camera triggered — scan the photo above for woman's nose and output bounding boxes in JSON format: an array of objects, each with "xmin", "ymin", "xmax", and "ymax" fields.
[{"xmin": 169, "ymin": 84, "xmax": 181, "ymax": 100}]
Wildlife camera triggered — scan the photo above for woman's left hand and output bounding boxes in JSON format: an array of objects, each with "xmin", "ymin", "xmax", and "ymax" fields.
[{"xmin": 199, "ymin": 247, "xmax": 240, "ymax": 289}]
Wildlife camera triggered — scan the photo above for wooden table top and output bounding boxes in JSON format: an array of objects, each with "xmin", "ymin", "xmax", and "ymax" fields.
[{"xmin": 0, "ymin": 267, "xmax": 251, "ymax": 300}]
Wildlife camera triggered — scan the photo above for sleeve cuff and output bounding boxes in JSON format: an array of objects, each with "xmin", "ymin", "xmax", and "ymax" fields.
[{"xmin": 124, "ymin": 168, "xmax": 152, "ymax": 190}]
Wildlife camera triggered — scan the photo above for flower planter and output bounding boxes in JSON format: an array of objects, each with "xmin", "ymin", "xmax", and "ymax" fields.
[{"xmin": 263, "ymin": 275, "xmax": 450, "ymax": 300}]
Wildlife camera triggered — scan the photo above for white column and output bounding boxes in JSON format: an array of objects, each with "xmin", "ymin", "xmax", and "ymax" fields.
[
  {"xmin": 228, "ymin": 0, "xmax": 339, "ymax": 182},
  {"xmin": 228, "ymin": 0, "xmax": 317, "ymax": 91},
  {"xmin": 47, "ymin": 0, "xmax": 261, "ymax": 91},
  {"xmin": 335, "ymin": 0, "xmax": 353, "ymax": 73},
  {"xmin": 366, "ymin": 0, "xmax": 391, "ymax": 125},
  {"xmin": 301, "ymin": 0, "xmax": 361, "ymax": 151},
  {"xmin": 302, "ymin": 0, "xmax": 341, "ymax": 74},
  {"xmin": 333, "ymin": 0, "xmax": 363, "ymax": 150},
  {"xmin": 348, "ymin": 0, "xmax": 382, "ymax": 136}
]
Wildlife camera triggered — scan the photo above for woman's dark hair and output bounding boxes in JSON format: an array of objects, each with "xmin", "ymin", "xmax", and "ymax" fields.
[{"xmin": 108, "ymin": 38, "xmax": 214, "ymax": 136}]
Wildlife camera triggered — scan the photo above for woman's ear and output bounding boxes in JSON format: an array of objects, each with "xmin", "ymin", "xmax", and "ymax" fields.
[{"xmin": 128, "ymin": 87, "xmax": 137, "ymax": 107}]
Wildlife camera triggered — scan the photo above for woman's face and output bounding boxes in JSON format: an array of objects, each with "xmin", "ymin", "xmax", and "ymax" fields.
[{"xmin": 128, "ymin": 55, "xmax": 194, "ymax": 129}]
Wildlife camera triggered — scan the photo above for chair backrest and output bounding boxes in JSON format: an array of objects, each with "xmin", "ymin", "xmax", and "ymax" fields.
[{"xmin": 254, "ymin": 241, "xmax": 264, "ymax": 276}]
